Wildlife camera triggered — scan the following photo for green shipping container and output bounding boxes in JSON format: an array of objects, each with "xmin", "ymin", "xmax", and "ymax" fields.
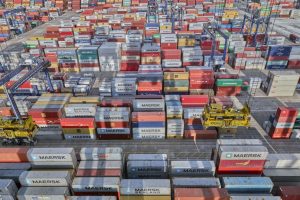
[{"xmin": 216, "ymin": 79, "xmax": 243, "ymax": 87}]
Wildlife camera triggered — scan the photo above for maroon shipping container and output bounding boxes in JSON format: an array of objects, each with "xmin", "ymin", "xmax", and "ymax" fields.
[
  {"xmin": 174, "ymin": 188, "xmax": 230, "ymax": 200},
  {"xmin": 275, "ymin": 107, "xmax": 298, "ymax": 118},
  {"xmin": 279, "ymin": 186, "xmax": 300, "ymax": 200},
  {"xmin": 28, "ymin": 108, "xmax": 62, "ymax": 118},
  {"xmin": 97, "ymin": 134, "xmax": 131, "ymax": 140},
  {"xmin": 101, "ymin": 99, "xmax": 132, "ymax": 107},
  {"xmin": 181, "ymin": 95, "xmax": 209, "ymax": 107},
  {"xmin": 76, "ymin": 169, "xmax": 122, "ymax": 177}
]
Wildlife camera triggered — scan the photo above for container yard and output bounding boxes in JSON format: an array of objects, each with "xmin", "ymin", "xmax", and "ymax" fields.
[{"xmin": 0, "ymin": 0, "xmax": 300, "ymax": 199}]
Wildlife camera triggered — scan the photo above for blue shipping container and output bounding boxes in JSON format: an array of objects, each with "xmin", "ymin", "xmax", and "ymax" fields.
[
  {"xmin": 222, "ymin": 177, "xmax": 273, "ymax": 194},
  {"xmin": 267, "ymin": 46, "xmax": 292, "ymax": 57},
  {"xmin": 132, "ymin": 121, "xmax": 165, "ymax": 128}
]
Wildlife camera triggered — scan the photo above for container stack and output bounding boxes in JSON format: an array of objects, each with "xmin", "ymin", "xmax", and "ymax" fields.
[
  {"xmin": 214, "ymin": 77, "xmax": 243, "ymax": 96},
  {"xmin": 288, "ymin": 46, "xmax": 300, "ymax": 69},
  {"xmin": 77, "ymin": 46, "xmax": 100, "ymax": 72},
  {"xmin": 99, "ymin": 42, "xmax": 121, "ymax": 71},
  {"xmin": 166, "ymin": 95, "xmax": 184, "ymax": 139},
  {"xmin": 120, "ymin": 179, "xmax": 171, "ymax": 200},
  {"xmin": 29, "ymin": 94, "xmax": 70, "ymax": 132},
  {"xmin": 137, "ymin": 75, "xmax": 163, "ymax": 95},
  {"xmin": 132, "ymin": 111, "xmax": 166, "ymax": 140},
  {"xmin": 96, "ymin": 107, "xmax": 131, "ymax": 139},
  {"xmin": 60, "ymin": 117, "xmax": 96, "ymax": 140},
  {"xmin": 261, "ymin": 71, "xmax": 300, "ymax": 97},
  {"xmin": 77, "ymin": 147, "xmax": 123, "ymax": 179},
  {"xmin": 161, "ymin": 49, "xmax": 181, "ymax": 68},
  {"xmin": 182, "ymin": 47, "xmax": 203, "ymax": 67},
  {"xmin": 0, "ymin": 148, "xmax": 30, "ymax": 185},
  {"xmin": 163, "ymin": 72, "xmax": 189, "ymax": 94},
  {"xmin": 161, "ymin": 34, "xmax": 178, "ymax": 50},
  {"xmin": 57, "ymin": 48, "xmax": 80, "ymax": 72},
  {"xmin": 265, "ymin": 46, "xmax": 292, "ymax": 69},
  {"xmin": 19, "ymin": 148, "xmax": 77, "ymax": 199},
  {"xmin": 264, "ymin": 154, "xmax": 300, "ymax": 190},
  {"xmin": 141, "ymin": 44, "xmax": 161, "ymax": 65},
  {"xmin": 265, "ymin": 107, "xmax": 298, "ymax": 139},
  {"xmin": 170, "ymin": 160, "xmax": 216, "ymax": 177},
  {"xmin": 215, "ymin": 139, "xmax": 268, "ymax": 175},
  {"xmin": 120, "ymin": 43, "xmax": 141, "ymax": 71},
  {"xmin": 188, "ymin": 66, "xmax": 215, "ymax": 95},
  {"xmin": 126, "ymin": 154, "xmax": 168, "ymax": 178},
  {"xmin": 112, "ymin": 77, "xmax": 137, "ymax": 97},
  {"xmin": 0, "ymin": 179, "xmax": 18, "ymax": 200}
]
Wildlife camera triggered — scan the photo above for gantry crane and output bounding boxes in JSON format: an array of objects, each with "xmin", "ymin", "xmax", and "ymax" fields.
[
  {"xmin": 202, "ymin": 103, "xmax": 251, "ymax": 128},
  {"xmin": 0, "ymin": 58, "xmax": 54, "ymax": 145}
]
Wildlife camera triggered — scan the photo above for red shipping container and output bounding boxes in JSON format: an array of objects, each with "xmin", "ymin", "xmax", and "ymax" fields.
[
  {"xmin": 163, "ymin": 68, "xmax": 186, "ymax": 72},
  {"xmin": 275, "ymin": 107, "xmax": 298, "ymax": 118},
  {"xmin": 276, "ymin": 116, "xmax": 297, "ymax": 123},
  {"xmin": 132, "ymin": 112, "xmax": 165, "ymax": 122},
  {"xmin": 33, "ymin": 117, "xmax": 61, "ymax": 125},
  {"xmin": 184, "ymin": 129, "xmax": 218, "ymax": 139},
  {"xmin": 100, "ymin": 99, "xmax": 132, "ymax": 107},
  {"xmin": 76, "ymin": 169, "xmax": 122, "ymax": 177},
  {"xmin": 174, "ymin": 188, "xmax": 230, "ymax": 200},
  {"xmin": 97, "ymin": 134, "xmax": 131, "ymax": 140},
  {"xmin": 181, "ymin": 95, "xmax": 209, "ymax": 107},
  {"xmin": 160, "ymin": 43, "xmax": 177, "ymax": 50},
  {"xmin": 218, "ymin": 160, "xmax": 265, "ymax": 173},
  {"xmin": 95, "ymin": 122, "xmax": 130, "ymax": 128},
  {"xmin": 161, "ymin": 49, "xmax": 181, "ymax": 59},
  {"xmin": 0, "ymin": 107, "xmax": 13, "ymax": 117},
  {"xmin": 269, "ymin": 126, "xmax": 293, "ymax": 139},
  {"xmin": 60, "ymin": 118, "xmax": 95, "ymax": 128},
  {"xmin": 0, "ymin": 148, "xmax": 29, "ymax": 163},
  {"xmin": 279, "ymin": 186, "xmax": 300, "ymax": 200},
  {"xmin": 29, "ymin": 108, "xmax": 62, "ymax": 118}
]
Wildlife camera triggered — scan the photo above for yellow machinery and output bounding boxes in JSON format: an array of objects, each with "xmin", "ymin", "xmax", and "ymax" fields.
[
  {"xmin": 0, "ymin": 116, "xmax": 38, "ymax": 145},
  {"xmin": 202, "ymin": 103, "xmax": 251, "ymax": 128}
]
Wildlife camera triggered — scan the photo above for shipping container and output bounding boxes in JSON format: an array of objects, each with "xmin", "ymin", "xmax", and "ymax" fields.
[
  {"xmin": 170, "ymin": 160, "xmax": 215, "ymax": 177},
  {"xmin": 222, "ymin": 177, "xmax": 273, "ymax": 193},
  {"xmin": 172, "ymin": 177, "xmax": 221, "ymax": 188},
  {"xmin": 17, "ymin": 187, "xmax": 70, "ymax": 200}
]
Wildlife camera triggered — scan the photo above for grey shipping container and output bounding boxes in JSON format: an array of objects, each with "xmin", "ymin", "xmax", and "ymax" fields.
[
  {"xmin": 78, "ymin": 161, "xmax": 122, "ymax": 169},
  {"xmin": 172, "ymin": 177, "xmax": 221, "ymax": 188},
  {"xmin": 0, "ymin": 163, "xmax": 31, "ymax": 170},
  {"xmin": 19, "ymin": 170, "xmax": 72, "ymax": 187},
  {"xmin": 170, "ymin": 160, "xmax": 215, "ymax": 177},
  {"xmin": 72, "ymin": 177, "xmax": 120, "ymax": 193},
  {"xmin": 80, "ymin": 147, "xmax": 123, "ymax": 161},
  {"xmin": 263, "ymin": 169, "xmax": 300, "ymax": 182},
  {"xmin": 17, "ymin": 187, "xmax": 70, "ymax": 200},
  {"xmin": 230, "ymin": 196, "xmax": 281, "ymax": 200},
  {"xmin": 265, "ymin": 154, "xmax": 300, "ymax": 169},
  {"xmin": 120, "ymin": 179, "xmax": 171, "ymax": 195},
  {"xmin": 127, "ymin": 160, "xmax": 168, "ymax": 174},
  {"xmin": 67, "ymin": 197, "xmax": 117, "ymax": 200},
  {"xmin": 127, "ymin": 154, "xmax": 167, "ymax": 161},
  {"xmin": 0, "ymin": 179, "xmax": 18, "ymax": 198},
  {"xmin": 0, "ymin": 195, "xmax": 14, "ymax": 200},
  {"xmin": 0, "ymin": 170, "xmax": 25, "ymax": 184}
]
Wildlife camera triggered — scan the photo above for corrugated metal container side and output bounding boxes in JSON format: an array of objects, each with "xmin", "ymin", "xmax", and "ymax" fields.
[
  {"xmin": 265, "ymin": 154, "xmax": 300, "ymax": 168},
  {"xmin": 222, "ymin": 177, "xmax": 273, "ymax": 193},
  {"xmin": 174, "ymin": 188, "xmax": 230, "ymax": 200},
  {"xmin": 0, "ymin": 148, "xmax": 29, "ymax": 163},
  {"xmin": 127, "ymin": 154, "xmax": 167, "ymax": 161},
  {"xmin": 78, "ymin": 161, "xmax": 122, "ymax": 170},
  {"xmin": 120, "ymin": 179, "xmax": 171, "ymax": 195},
  {"xmin": 27, "ymin": 148, "xmax": 76, "ymax": 162},
  {"xmin": 230, "ymin": 196, "xmax": 281, "ymax": 200},
  {"xmin": 0, "ymin": 179, "xmax": 18, "ymax": 197},
  {"xmin": 67, "ymin": 197, "xmax": 117, "ymax": 200},
  {"xmin": 0, "ymin": 163, "xmax": 31, "ymax": 170},
  {"xmin": 80, "ymin": 147, "xmax": 123, "ymax": 161},
  {"xmin": 17, "ymin": 187, "xmax": 70, "ymax": 200},
  {"xmin": 127, "ymin": 160, "xmax": 168, "ymax": 173},
  {"xmin": 0, "ymin": 195, "xmax": 14, "ymax": 200},
  {"xmin": 172, "ymin": 177, "xmax": 221, "ymax": 188},
  {"xmin": 170, "ymin": 160, "xmax": 215, "ymax": 177},
  {"xmin": 120, "ymin": 196, "xmax": 171, "ymax": 200},
  {"xmin": 19, "ymin": 170, "xmax": 72, "ymax": 187}
]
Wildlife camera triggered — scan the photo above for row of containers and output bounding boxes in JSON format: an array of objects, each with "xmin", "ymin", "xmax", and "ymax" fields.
[
  {"xmin": 1, "ymin": 139, "xmax": 300, "ymax": 199},
  {"xmin": 0, "ymin": 8, "xmax": 62, "ymax": 42},
  {"xmin": 5, "ymin": 0, "xmax": 68, "ymax": 10},
  {"xmin": 1, "ymin": 93, "xmax": 244, "ymax": 140}
]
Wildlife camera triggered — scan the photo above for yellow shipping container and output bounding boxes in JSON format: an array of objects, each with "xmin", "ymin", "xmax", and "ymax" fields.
[
  {"xmin": 164, "ymin": 72, "xmax": 189, "ymax": 80},
  {"xmin": 97, "ymin": 22, "xmax": 109, "ymax": 26},
  {"xmin": 30, "ymin": 36, "xmax": 44, "ymax": 41},
  {"xmin": 41, "ymin": 93, "xmax": 72, "ymax": 97},
  {"xmin": 120, "ymin": 196, "xmax": 171, "ymax": 200},
  {"xmin": 178, "ymin": 39, "xmax": 195, "ymax": 47},
  {"xmin": 60, "ymin": 68, "xmax": 80, "ymax": 73},
  {"xmin": 69, "ymin": 97, "xmax": 100, "ymax": 104},
  {"xmin": 164, "ymin": 87, "xmax": 189, "ymax": 92},
  {"xmin": 34, "ymin": 101, "xmax": 66, "ymax": 105},
  {"xmin": 141, "ymin": 57, "xmax": 161, "ymax": 64},
  {"xmin": 62, "ymin": 128, "xmax": 96, "ymax": 134}
]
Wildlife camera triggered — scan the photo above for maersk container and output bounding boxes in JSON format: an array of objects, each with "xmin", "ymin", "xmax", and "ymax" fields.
[
  {"xmin": 27, "ymin": 148, "xmax": 77, "ymax": 168},
  {"xmin": 127, "ymin": 154, "xmax": 167, "ymax": 161},
  {"xmin": 265, "ymin": 154, "xmax": 300, "ymax": 169},
  {"xmin": 183, "ymin": 108, "xmax": 204, "ymax": 119},
  {"xmin": 0, "ymin": 179, "xmax": 18, "ymax": 198},
  {"xmin": 127, "ymin": 161, "xmax": 168, "ymax": 174},
  {"xmin": 218, "ymin": 146, "xmax": 268, "ymax": 160},
  {"xmin": 170, "ymin": 160, "xmax": 215, "ymax": 177},
  {"xmin": 133, "ymin": 99, "xmax": 165, "ymax": 111},
  {"xmin": 230, "ymin": 196, "xmax": 281, "ymax": 200},
  {"xmin": 222, "ymin": 177, "xmax": 273, "ymax": 193},
  {"xmin": 64, "ymin": 134, "xmax": 96, "ymax": 140},
  {"xmin": 172, "ymin": 177, "xmax": 221, "ymax": 188},
  {"xmin": 19, "ymin": 170, "xmax": 72, "ymax": 187},
  {"xmin": 79, "ymin": 161, "xmax": 122, "ymax": 170},
  {"xmin": 17, "ymin": 187, "xmax": 70, "ymax": 200},
  {"xmin": 71, "ymin": 177, "xmax": 120, "ymax": 193},
  {"xmin": 120, "ymin": 179, "xmax": 171, "ymax": 195},
  {"xmin": 133, "ymin": 133, "xmax": 165, "ymax": 140},
  {"xmin": 97, "ymin": 128, "xmax": 131, "ymax": 135},
  {"xmin": 80, "ymin": 147, "xmax": 123, "ymax": 161},
  {"xmin": 67, "ymin": 197, "xmax": 117, "ymax": 200},
  {"xmin": 64, "ymin": 104, "xmax": 97, "ymax": 117}
]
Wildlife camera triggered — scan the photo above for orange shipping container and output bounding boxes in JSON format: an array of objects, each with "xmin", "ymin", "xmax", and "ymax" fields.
[
  {"xmin": 174, "ymin": 188, "xmax": 230, "ymax": 200},
  {"xmin": 0, "ymin": 148, "xmax": 29, "ymax": 163},
  {"xmin": 132, "ymin": 112, "xmax": 165, "ymax": 122}
]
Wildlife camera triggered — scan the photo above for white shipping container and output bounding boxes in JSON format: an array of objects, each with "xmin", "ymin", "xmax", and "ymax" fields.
[
  {"xmin": 219, "ymin": 146, "xmax": 268, "ymax": 160},
  {"xmin": 183, "ymin": 108, "xmax": 204, "ymax": 119},
  {"xmin": 27, "ymin": 148, "xmax": 76, "ymax": 162},
  {"xmin": 128, "ymin": 154, "xmax": 167, "ymax": 161},
  {"xmin": 17, "ymin": 187, "xmax": 70, "ymax": 200},
  {"xmin": 120, "ymin": 179, "xmax": 171, "ymax": 195},
  {"xmin": 265, "ymin": 154, "xmax": 300, "ymax": 169},
  {"xmin": 64, "ymin": 104, "xmax": 97, "ymax": 117},
  {"xmin": 133, "ymin": 134, "xmax": 165, "ymax": 140},
  {"xmin": 95, "ymin": 112, "xmax": 129, "ymax": 122},
  {"xmin": 64, "ymin": 134, "xmax": 96, "ymax": 140},
  {"xmin": 67, "ymin": 197, "xmax": 117, "ymax": 200},
  {"xmin": 171, "ymin": 161, "xmax": 215, "ymax": 177},
  {"xmin": 132, "ymin": 128, "xmax": 165, "ymax": 135},
  {"xmin": 78, "ymin": 161, "xmax": 122, "ymax": 169},
  {"xmin": 97, "ymin": 128, "xmax": 130, "ymax": 135},
  {"xmin": 127, "ymin": 161, "xmax": 168, "ymax": 173},
  {"xmin": 80, "ymin": 147, "xmax": 123, "ymax": 161},
  {"xmin": 19, "ymin": 171, "xmax": 72, "ymax": 187},
  {"xmin": 133, "ymin": 99, "xmax": 165, "ymax": 111},
  {"xmin": 0, "ymin": 179, "xmax": 18, "ymax": 197}
]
